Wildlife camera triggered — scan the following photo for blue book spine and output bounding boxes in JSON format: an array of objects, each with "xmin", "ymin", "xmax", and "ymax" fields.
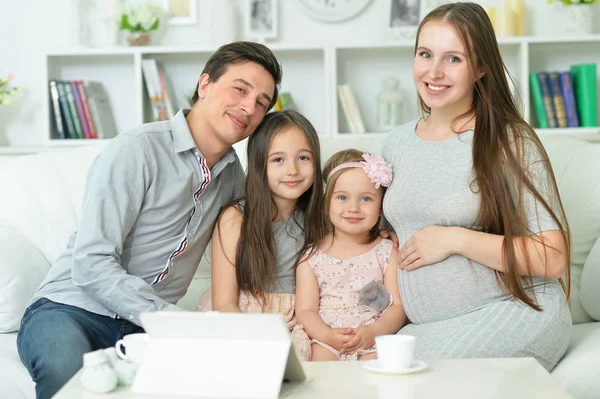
[
  {"xmin": 559, "ymin": 72, "xmax": 580, "ymax": 128},
  {"xmin": 537, "ymin": 72, "xmax": 558, "ymax": 128},
  {"xmin": 548, "ymin": 72, "xmax": 567, "ymax": 128}
]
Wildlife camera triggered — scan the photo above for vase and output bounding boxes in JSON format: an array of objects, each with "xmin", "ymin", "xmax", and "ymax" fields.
[
  {"xmin": 69, "ymin": 0, "xmax": 91, "ymax": 46},
  {"xmin": 208, "ymin": 0, "xmax": 237, "ymax": 45},
  {"xmin": 127, "ymin": 32, "xmax": 151, "ymax": 46},
  {"xmin": 566, "ymin": 5, "xmax": 593, "ymax": 35}
]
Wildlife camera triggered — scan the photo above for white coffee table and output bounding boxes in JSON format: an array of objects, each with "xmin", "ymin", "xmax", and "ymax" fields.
[{"xmin": 53, "ymin": 357, "xmax": 572, "ymax": 399}]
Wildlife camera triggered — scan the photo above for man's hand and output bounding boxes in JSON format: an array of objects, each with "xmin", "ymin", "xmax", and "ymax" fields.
[
  {"xmin": 325, "ymin": 328, "xmax": 355, "ymax": 351},
  {"xmin": 342, "ymin": 325, "xmax": 376, "ymax": 354}
]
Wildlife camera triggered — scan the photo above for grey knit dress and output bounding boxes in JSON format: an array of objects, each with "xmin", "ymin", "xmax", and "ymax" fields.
[{"xmin": 382, "ymin": 119, "xmax": 571, "ymax": 371}]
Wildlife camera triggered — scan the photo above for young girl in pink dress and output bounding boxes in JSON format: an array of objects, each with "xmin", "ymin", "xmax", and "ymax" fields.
[{"xmin": 296, "ymin": 149, "xmax": 407, "ymax": 361}]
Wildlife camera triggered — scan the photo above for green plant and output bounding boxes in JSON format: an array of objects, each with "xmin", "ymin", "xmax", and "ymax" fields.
[
  {"xmin": 547, "ymin": 0, "xmax": 597, "ymax": 5},
  {"xmin": 0, "ymin": 73, "xmax": 23, "ymax": 105},
  {"xmin": 118, "ymin": 3, "xmax": 161, "ymax": 33}
]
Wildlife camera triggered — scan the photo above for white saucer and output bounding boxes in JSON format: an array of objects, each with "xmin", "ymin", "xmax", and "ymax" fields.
[{"xmin": 363, "ymin": 360, "xmax": 427, "ymax": 375}]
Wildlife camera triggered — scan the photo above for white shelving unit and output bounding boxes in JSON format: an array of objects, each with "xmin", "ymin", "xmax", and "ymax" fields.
[{"xmin": 39, "ymin": 34, "xmax": 600, "ymax": 147}]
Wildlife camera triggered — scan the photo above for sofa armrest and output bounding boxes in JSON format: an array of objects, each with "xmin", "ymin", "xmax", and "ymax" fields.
[
  {"xmin": 581, "ymin": 237, "xmax": 600, "ymax": 321},
  {"xmin": 0, "ymin": 226, "xmax": 51, "ymax": 333},
  {"xmin": 551, "ymin": 322, "xmax": 600, "ymax": 399}
]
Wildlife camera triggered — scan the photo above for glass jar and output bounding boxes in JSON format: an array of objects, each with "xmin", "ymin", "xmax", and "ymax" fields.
[{"xmin": 377, "ymin": 77, "xmax": 405, "ymax": 132}]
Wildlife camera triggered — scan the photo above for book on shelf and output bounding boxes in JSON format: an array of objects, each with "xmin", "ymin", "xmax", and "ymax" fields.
[
  {"xmin": 528, "ymin": 73, "xmax": 548, "ymax": 129},
  {"xmin": 84, "ymin": 81, "xmax": 118, "ymax": 139},
  {"xmin": 74, "ymin": 80, "xmax": 98, "ymax": 139},
  {"xmin": 337, "ymin": 84, "xmax": 366, "ymax": 134},
  {"xmin": 62, "ymin": 81, "xmax": 84, "ymax": 138},
  {"xmin": 558, "ymin": 72, "xmax": 579, "ymax": 128},
  {"xmin": 548, "ymin": 72, "xmax": 567, "ymax": 128},
  {"xmin": 536, "ymin": 72, "xmax": 558, "ymax": 129},
  {"xmin": 141, "ymin": 59, "xmax": 170, "ymax": 121},
  {"xmin": 158, "ymin": 70, "xmax": 176, "ymax": 119},
  {"xmin": 53, "ymin": 80, "xmax": 77, "ymax": 139},
  {"xmin": 570, "ymin": 63, "xmax": 598, "ymax": 127},
  {"xmin": 49, "ymin": 81, "xmax": 66, "ymax": 140},
  {"xmin": 70, "ymin": 81, "xmax": 91, "ymax": 139},
  {"xmin": 337, "ymin": 85, "xmax": 355, "ymax": 133}
]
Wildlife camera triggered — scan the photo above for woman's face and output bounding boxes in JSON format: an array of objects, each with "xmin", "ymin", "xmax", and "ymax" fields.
[{"xmin": 413, "ymin": 21, "xmax": 479, "ymax": 115}]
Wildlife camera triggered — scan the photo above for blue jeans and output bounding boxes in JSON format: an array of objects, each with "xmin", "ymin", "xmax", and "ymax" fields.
[{"xmin": 17, "ymin": 298, "xmax": 143, "ymax": 399}]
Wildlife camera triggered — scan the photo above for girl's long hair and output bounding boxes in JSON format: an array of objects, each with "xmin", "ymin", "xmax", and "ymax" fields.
[
  {"xmin": 218, "ymin": 110, "xmax": 327, "ymax": 305},
  {"xmin": 416, "ymin": 2, "xmax": 571, "ymax": 310}
]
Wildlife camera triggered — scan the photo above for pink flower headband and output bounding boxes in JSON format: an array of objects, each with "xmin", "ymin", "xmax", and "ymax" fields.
[{"xmin": 326, "ymin": 153, "xmax": 393, "ymax": 189}]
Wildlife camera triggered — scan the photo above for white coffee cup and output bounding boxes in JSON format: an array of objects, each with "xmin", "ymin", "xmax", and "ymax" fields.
[
  {"xmin": 375, "ymin": 334, "xmax": 416, "ymax": 371},
  {"xmin": 114, "ymin": 333, "xmax": 149, "ymax": 364}
]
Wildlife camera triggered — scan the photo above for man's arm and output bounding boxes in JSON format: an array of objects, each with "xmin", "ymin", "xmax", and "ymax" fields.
[{"xmin": 71, "ymin": 135, "xmax": 183, "ymax": 326}]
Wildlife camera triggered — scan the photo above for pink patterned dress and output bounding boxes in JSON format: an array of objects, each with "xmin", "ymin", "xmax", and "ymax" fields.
[{"xmin": 308, "ymin": 238, "xmax": 394, "ymax": 360}]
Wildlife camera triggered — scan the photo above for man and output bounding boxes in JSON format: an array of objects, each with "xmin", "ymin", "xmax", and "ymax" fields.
[{"xmin": 17, "ymin": 41, "xmax": 282, "ymax": 399}]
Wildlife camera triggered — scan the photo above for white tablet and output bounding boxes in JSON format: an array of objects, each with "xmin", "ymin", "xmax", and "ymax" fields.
[{"xmin": 132, "ymin": 311, "xmax": 307, "ymax": 398}]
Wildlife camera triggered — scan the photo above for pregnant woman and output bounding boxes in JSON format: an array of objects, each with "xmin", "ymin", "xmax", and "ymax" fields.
[{"xmin": 383, "ymin": 2, "xmax": 571, "ymax": 371}]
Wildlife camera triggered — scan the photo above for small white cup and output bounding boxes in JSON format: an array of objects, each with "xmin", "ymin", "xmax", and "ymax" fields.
[
  {"xmin": 375, "ymin": 334, "xmax": 416, "ymax": 371},
  {"xmin": 114, "ymin": 333, "xmax": 149, "ymax": 364}
]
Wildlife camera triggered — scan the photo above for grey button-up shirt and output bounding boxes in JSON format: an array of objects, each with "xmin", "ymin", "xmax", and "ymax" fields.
[{"xmin": 30, "ymin": 110, "xmax": 244, "ymax": 326}]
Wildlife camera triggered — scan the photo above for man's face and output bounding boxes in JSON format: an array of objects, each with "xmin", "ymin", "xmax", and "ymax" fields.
[{"xmin": 196, "ymin": 61, "xmax": 275, "ymax": 146}]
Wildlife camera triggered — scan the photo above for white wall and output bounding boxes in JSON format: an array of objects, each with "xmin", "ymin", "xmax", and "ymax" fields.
[{"xmin": 0, "ymin": 0, "xmax": 598, "ymax": 147}]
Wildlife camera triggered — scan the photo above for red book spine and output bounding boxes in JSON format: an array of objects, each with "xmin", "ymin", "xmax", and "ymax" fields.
[
  {"xmin": 70, "ymin": 81, "xmax": 90, "ymax": 138},
  {"xmin": 75, "ymin": 80, "xmax": 98, "ymax": 139}
]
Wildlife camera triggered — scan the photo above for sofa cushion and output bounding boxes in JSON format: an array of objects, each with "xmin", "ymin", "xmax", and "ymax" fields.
[
  {"xmin": 541, "ymin": 137, "xmax": 600, "ymax": 324},
  {"xmin": 551, "ymin": 322, "xmax": 600, "ymax": 399},
  {"xmin": 0, "ymin": 145, "xmax": 105, "ymax": 265},
  {"xmin": 581, "ymin": 237, "xmax": 600, "ymax": 321},
  {"xmin": 0, "ymin": 227, "xmax": 50, "ymax": 332}
]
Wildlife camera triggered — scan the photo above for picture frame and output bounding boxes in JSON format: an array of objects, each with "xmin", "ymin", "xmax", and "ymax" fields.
[
  {"xmin": 244, "ymin": 0, "xmax": 278, "ymax": 42},
  {"xmin": 160, "ymin": 0, "xmax": 197, "ymax": 26},
  {"xmin": 386, "ymin": 0, "xmax": 440, "ymax": 40}
]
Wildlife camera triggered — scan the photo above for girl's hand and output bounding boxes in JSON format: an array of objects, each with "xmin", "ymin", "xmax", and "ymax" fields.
[
  {"xmin": 342, "ymin": 325, "xmax": 376, "ymax": 354},
  {"xmin": 398, "ymin": 226, "xmax": 458, "ymax": 271},
  {"xmin": 326, "ymin": 328, "xmax": 354, "ymax": 351}
]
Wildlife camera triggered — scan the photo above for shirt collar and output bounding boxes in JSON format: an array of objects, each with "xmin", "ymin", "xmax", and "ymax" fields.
[
  {"xmin": 171, "ymin": 109, "xmax": 197, "ymax": 154},
  {"xmin": 171, "ymin": 109, "xmax": 238, "ymax": 166}
]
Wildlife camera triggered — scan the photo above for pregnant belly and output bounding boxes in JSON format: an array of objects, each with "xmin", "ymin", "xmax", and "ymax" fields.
[{"xmin": 398, "ymin": 255, "xmax": 510, "ymax": 324}]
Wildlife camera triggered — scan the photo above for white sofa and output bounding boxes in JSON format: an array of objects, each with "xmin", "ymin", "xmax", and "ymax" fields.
[{"xmin": 0, "ymin": 136, "xmax": 599, "ymax": 399}]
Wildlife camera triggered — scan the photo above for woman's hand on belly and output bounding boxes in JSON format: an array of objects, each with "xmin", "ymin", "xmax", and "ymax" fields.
[{"xmin": 399, "ymin": 225, "xmax": 459, "ymax": 271}]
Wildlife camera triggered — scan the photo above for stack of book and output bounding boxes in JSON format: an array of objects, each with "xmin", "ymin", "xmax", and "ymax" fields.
[
  {"xmin": 141, "ymin": 59, "xmax": 176, "ymax": 121},
  {"xmin": 529, "ymin": 63, "xmax": 598, "ymax": 129},
  {"xmin": 338, "ymin": 84, "xmax": 366, "ymax": 134},
  {"xmin": 49, "ymin": 80, "xmax": 117, "ymax": 140}
]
